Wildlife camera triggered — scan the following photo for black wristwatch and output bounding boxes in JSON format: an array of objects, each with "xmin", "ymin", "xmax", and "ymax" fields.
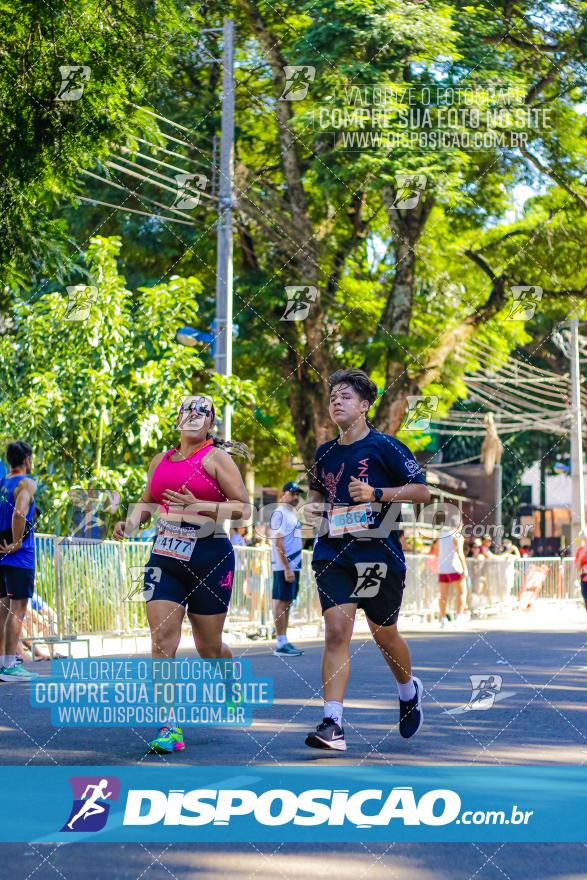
[{"xmin": 372, "ymin": 487, "xmax": 383, "ymax": 503}]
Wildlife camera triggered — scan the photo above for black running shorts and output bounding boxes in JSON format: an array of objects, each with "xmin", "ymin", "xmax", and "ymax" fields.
[
  {"xmin": 0, "ymin": 565, "xmax": 35, "ymax": 601},
  {"xmin": 312, "ymin": 559, "xmax": 405, "ymax": 626},
  {"xmin": 144, "ymin": 523, "xmax": 235, "ymax": 616}
]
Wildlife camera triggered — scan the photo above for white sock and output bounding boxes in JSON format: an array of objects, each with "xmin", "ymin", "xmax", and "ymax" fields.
[
  {"xmin": 0, "ymin": 656, "xmax": 4, "ymax": 667},
  {"xmin": 4, "ymin": 655, "xmax": 16, "ymax": 669},
  {"xmin": 324, "ymin": 700, "xmax": 343, "ymax": 726},
  {"xmin": 397, "ymin": 678, "xmax": 416, "ymax": 701},
  {"xmin": 276, "ymin": 635, "xmax": 288, "ymax": 648}
]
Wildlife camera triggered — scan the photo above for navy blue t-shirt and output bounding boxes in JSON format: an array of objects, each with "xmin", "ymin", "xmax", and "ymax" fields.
[{"xmin": 309, "ymin": 429, "xmax": 426, "ymax": 572}]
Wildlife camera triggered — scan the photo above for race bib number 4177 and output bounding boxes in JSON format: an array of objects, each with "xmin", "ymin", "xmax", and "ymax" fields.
[{"xmin": 153, "ymin": 529, "xmax": 197, "ymax": 561}]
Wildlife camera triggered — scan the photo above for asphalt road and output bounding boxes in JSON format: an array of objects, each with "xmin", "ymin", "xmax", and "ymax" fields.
[{"xmin": 1, "ymin": 627, "xmax": 586, "ymax": 879}]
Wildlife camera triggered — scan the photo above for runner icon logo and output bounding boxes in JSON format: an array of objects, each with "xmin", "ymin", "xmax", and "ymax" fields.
[
  {"xmin": 507, "ymin": 285, "xmax": 543, "ymax": 321},
  {"xmin": 280, "ymin": 66, "xmax": 316, "ymax": 101},
  {"xmin": 351, "ymin": 562, "xmax": 388, "ymax": 598},
  {"xmin": 465, "ymin": 674, "xmax": 503, "ymax": 711},
  {"xmin": 402, "ymin": 395, "xmax": 439, "ymax": 431},
  {"xmin": 61, "ymin": 776, "xmax": 120, "ymax": 832},
  {"xmin": 127, "ymin": 565, "xmax": 162, "ymax": 602},
  {"xmin": 391, "ymin": 173, "xmax": 427, "ymax": 210},
  {"xmin": 172, "ymin": 173, "xmax": 208, "ymax": 210},
  {"xmin": 445, "ymin": 673, "xmax": 516, "ymax": 716},
  {"xmin": 281, "ymin": 286, "xmax": 318, "ymax": 321},
  {"xmin": 64, "ymin": 285, "xmax": 99, "ymax": 322},
  {"xmin": 55, "ymin": 65, "xmax": 91, "ymax": 102}
]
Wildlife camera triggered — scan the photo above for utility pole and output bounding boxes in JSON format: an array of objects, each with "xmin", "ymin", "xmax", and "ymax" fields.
[
  {"xmin": 569, "ymin": 316, "xmax": 585, "ymax": 548},
  {"xmin": 214, "ymin": 17, "xmax": 235, "ymax": 441},
  {"xmin": 539, "ymin": 445, "xmax": 546, "ymax": 547},
  {"xmin": 494, "ymin": 411, "xmax": 502, "ymax": 537}
]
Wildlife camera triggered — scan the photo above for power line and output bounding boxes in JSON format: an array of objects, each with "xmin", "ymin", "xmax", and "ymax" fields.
[
  {"xmin": 133, "ymin": 136, "xmax": 209, "ymax": 172},
  {"xmin": 75, "ymin": 196, "xmax": 195, "ymax": 226},
  {"xmin": 105, "ymin": 160, "xmax": 182, "ymax": 197},
  {"xmin": 463, "ymin": 338, "xmax": 570, "ymax": 382},
  {"xmin": 130, "ymin": 103, "xmax": 197, "ymax": 135},
  {"xmin": 426, "ymin": 453, "xmax": 481, "ymax": 466},
  {"xmin": 108, "ymin": 155, "xmax": 217, "ymax": 204},
  {"xmin": 466, "ymin": 384, "xmax": 568, "ymax": 415},
  {"xmin": 81, "ymin": 170, "xmax": 194, "ymax": 220},
  {"xmin": 118, "ymin": 147, "xmax": 214, "ymax": 188}
]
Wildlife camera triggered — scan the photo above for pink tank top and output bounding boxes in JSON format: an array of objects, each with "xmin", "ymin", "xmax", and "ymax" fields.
[{"xmin": 149, "ymin": 441, "xmax": 227, "ymax": 511}]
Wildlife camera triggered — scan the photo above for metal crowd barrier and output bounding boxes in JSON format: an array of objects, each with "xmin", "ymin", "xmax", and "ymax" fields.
[
  {"xmin": 22, "ymin": 537, "xmax": 584, "ymax": 649},
  {"xmin": 405, "ymin": 554, "xmax": 582, "ymax": 619}
]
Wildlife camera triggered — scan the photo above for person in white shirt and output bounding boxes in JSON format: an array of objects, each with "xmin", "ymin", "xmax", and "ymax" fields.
[
  {"xmin": 437, "ymin": 516, "xmax": 468, "ymax": 628},
  {"xmin": 269, "ymin": 482, "xmax": 305, "ymax": 656}
]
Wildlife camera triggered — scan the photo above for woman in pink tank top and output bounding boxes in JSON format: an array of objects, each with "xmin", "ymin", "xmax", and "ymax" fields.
[{"xmin": 113, "ymin": 394, "xmax": 250, "ymax": 755}]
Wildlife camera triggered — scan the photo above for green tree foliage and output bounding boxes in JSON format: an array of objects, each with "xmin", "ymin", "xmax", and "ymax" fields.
[
  {"xmin": 228, "ymin": 0, "xmax": 587, "ymax": 464},
  {"xmin": 0, "ymin": 0, "xmax": 198, "ymax": 295},
  {"xmin": 0, "ymin": 236, "xmax": 208, "ymax": 532},
  {"xmin": 2, "ymin": 1, "xmax": 585, "ymax": 494}
]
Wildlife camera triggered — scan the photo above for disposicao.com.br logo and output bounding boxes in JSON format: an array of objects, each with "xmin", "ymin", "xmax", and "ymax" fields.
[
  {"xmin": 122, "ymin": 786, "xmax": 534, "ymax": 828},
  {"xmin": 61, "ymin": 776, "xmax": 120, "ymax": 832}
]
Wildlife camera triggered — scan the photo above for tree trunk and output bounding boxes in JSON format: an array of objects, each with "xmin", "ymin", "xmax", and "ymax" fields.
[
  {"xmin": 287, "ymin": 350, "xmax": 332, "ymax": 471},
  {"xmin": 239, "ymin": 0, "xmax": 333, "ymax": 465},
  {"xmin": 372, "ymin": 187, "xmax": 433, "ymax": 434}
]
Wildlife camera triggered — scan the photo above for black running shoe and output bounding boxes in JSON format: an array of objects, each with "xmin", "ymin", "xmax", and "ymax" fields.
[
  {"xmin": 305, "ymin": 717, "xmax": 346, "ymax": 751},
  {"xmin": 399, "ymin": 676, "xmax": 424, "ymax": 739}
]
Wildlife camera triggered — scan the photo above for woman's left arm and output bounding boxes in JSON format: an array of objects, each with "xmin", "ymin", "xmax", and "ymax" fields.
[{"xmin": 209, "ymin": 450, "xmax": 252, "ymax": 521}]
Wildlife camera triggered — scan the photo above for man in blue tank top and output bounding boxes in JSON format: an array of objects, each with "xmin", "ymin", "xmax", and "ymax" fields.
[
  {"xmin": 0, "ymin": 441, "xmax": 39, "ymax": 681},
  {"xmin": 304, "ymin": 369, "xmax": 430, "ymax": 751}
]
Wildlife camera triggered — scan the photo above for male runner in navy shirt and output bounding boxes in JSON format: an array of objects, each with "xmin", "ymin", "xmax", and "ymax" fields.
[{"xmin": 305, "ymin": 368, "xmax": 430, "ymax": 751}]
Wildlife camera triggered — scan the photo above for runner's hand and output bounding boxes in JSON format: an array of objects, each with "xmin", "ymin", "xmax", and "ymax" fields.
[
  {"xmin": 301, "ymin": 501, "xmax": 325, "ymax": 528},
  {"xmin": 112, "ymin": 521, "xmax": 127, "ymax": 541},
  {"xmin": 0, "ymin": 539, "xmax": 21, "ymax": 554},
  {"xmin": 162, "ymin": 487, "xmax": 200, "ymax": 509},
  {"xmin": 349, "ymin": 476, "xmax": 374, "ymax": 502},
  {"xmin": 284, "ymin": 568, "xmax": 295, "ymax": 583}
]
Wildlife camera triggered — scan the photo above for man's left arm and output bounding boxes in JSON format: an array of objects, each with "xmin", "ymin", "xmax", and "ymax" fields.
[
  {"xmin": 349, "ymin": 438, "xmax": 431, "ymax": 506},
  {"xmin": 349, "ymin": 478, "xmax": 431, "ymax": 505}
]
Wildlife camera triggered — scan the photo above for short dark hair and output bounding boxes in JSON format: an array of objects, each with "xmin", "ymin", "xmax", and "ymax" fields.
[
  {"xmin": 328, "ymin": 368, "xmax": 378, "ymax": 407},
  {"xmin": 6, "ymin": 440, "xmax": 32, "ymax": 467}
]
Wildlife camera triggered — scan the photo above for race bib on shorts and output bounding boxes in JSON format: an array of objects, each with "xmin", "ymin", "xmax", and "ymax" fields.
[
  {"xmin": 327, "ymin": 504, "xmax": 370, "ymax": 537},
  {"xmin": 153, "ymin": 524, "xmax": 197, "ymax": 561}
]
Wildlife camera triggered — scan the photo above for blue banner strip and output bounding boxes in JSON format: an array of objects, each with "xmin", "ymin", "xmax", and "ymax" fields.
[{"xmin": 0, "ymin": 766, "xmax": 585, "ymax": 842}]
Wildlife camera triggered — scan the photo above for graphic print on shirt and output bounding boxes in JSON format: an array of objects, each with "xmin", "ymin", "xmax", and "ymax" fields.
[
  {"xmin": 404, "ymin": 458, "xmax": 423, "ymax": 479},
  {"xmin": 322, "ymin": 462, "xmax": 345, "ymax": 504},
  {"xmin": 311, "ymin": 430, "xmax": 427, "ymax": 572},
  {"xmin": 356, "ymin": 456, "xmax": 375, "ymax": 525}
]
